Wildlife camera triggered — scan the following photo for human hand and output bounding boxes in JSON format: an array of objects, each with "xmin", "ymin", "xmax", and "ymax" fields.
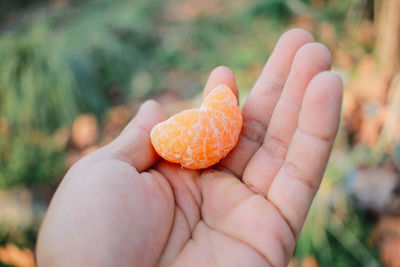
[{"xmin": 36, "ymin": 29, "xmax": 342, "ymax": 267}]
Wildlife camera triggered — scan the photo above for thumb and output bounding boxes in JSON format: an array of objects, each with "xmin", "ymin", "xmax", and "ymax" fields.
[{"xmin": 107, "ymin": 100, "xmax": 166, "ymax": 172}]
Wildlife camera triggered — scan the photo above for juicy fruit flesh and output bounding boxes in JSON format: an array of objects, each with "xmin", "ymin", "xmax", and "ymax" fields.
[{"xmin": 150, "ymin": 84, "xmax": 243, "ymax": 169}]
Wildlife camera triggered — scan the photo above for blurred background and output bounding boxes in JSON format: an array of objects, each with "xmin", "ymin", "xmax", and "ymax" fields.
[{"xmin": 0, "ymin": 0, "xmax": 399, "ymax": 266}]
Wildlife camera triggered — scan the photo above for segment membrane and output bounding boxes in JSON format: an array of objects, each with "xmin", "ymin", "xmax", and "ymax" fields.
[{"xmin": 150, "ymin": 85, "xmax": 243, "ymax": 169}]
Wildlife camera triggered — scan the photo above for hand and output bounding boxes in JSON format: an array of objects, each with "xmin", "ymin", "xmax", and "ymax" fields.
[{"xmin": 36, "ymin": 29, "xmax": 342, "ymax": 267}]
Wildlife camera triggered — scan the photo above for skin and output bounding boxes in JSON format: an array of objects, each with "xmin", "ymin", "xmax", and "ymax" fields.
[{"xmin": 36, "ymin": 29, "xmax": 343, "ymax": 267}]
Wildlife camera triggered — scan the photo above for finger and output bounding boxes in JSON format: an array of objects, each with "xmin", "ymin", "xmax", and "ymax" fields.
[
  {"xmin": 202, "ymin": 66, "xmax": 238, "ymax": 99},
  {"xmin": 243, "ymin": 43, "xmax": 332, "ymax": 195},
  {"xmin": 267, "ymin": 71, "xmax": 342, "ymax": 237},
  {"xmin": 106, "ymin": 100, "xmax": 166, "ymax": 172},
  {"xmin": 218, "ymin": 29, "xmax": 314, "ymax": 177}
]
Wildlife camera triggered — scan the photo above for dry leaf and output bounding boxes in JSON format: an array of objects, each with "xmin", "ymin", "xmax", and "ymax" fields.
[
  {"xmin": 0, "ymin": 244, "xmax": 35, "ymax": 267},
  {"xmin": 72, "ymin": 114, "xmax": 98, "ymax": 149}
]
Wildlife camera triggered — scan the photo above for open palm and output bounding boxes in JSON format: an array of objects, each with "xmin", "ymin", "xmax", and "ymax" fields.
[{"xmin": 37, "ymin": 29, "xmax": 342, "ymax": 267}]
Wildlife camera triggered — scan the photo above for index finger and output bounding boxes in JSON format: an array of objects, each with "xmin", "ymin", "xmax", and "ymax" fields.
[{"xmin": 202, "ymin": 66, "xmax": 238, "ymax": 100}]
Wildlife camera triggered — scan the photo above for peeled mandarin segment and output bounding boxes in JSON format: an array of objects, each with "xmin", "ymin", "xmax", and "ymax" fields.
[
  {"xmin": 150, "ymin": 84, "xmax": 243, "ymax": 169},
  {"xmin": 150, "ymin": 109, "xmax": 200, "ymax": 163},
  {"xmin": 201, "ymin": 84, "xmax": 238, "ymax": 107},
  {"xmin": 181, "ymin": 111, "xmax": 222, "ymax": 169},
  {"xmin": 206, "ymin": 108, "xmax": 241, "ymax": 157}
]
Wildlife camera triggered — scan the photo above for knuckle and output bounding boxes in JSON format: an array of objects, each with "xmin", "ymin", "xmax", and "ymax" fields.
[
  {"xmin": 241, "ymin": 117, "xmax": 267, "ymax": 144},
  {"xmin": 284, "ymin": 161, "xmax": 320, "ymax": 191},
  {"xmin": 262, "ymin": 135, "xmax": 288, "ymax": 161}
]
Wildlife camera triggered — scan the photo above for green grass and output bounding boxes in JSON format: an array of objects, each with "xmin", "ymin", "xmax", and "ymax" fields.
[
  {"xmin": 0, "ymin": 0, "xmax": 166, "ymax": 133},
  {"xmin": 0, "ymin": 131, "xmax": 65, "ymax": 188}
]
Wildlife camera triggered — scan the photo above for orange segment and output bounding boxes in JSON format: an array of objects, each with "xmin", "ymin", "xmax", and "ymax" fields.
[
  {"xmin": 151, "ymin": 109, "xmax": 200, "ymax": 163},
  {"xmin": 201, "ymin": 84, "xmax": 238, "ymax": 108},
  {"xmin": 181, "ymin": 111, "xmax": 222, "ymax": 169},
  {"xmin": 206, "ymin": 108, "xmax": 241, "ymax": 157},
  {"xmin": 150, "ymin": 84, "xmax": 243, "ymax": 169}
]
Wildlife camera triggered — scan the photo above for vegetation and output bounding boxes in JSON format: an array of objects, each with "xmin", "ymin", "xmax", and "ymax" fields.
[{"xmin": 1, "ymin": 0, "xmax": 399, "ymax": 266}]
